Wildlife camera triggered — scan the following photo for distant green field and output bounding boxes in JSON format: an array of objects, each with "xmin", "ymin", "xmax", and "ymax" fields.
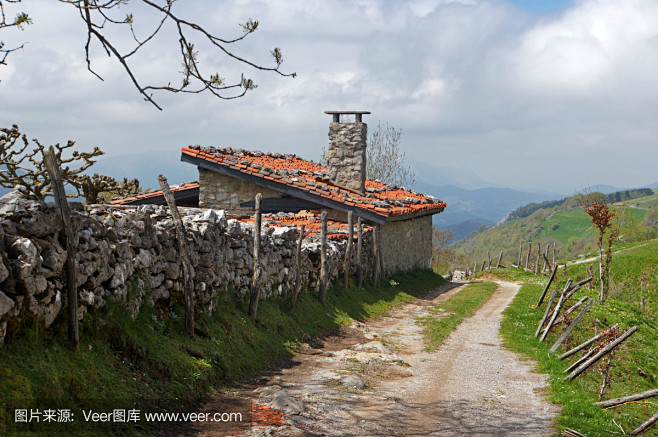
[
  {"xmin": 538, "ymin": 209, "xmax": 594, "ymax": 244},
  {"xmin": 538, "ymin": 206, "xmax": 649, "ymax": 245},
  {"xmin": 623, "ymin": 190, "xmax": 658, "ymax": 209}
]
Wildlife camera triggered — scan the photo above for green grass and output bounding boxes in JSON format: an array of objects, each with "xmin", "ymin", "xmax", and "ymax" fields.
[
  {"xmin": 0, "ymin": 270, "xmax": 445, "ymax": 436},
  {"xmin": 565, "ymin": 239, "xmax": 658, "ymax": 316},
  {"xmin": 539, "ymin": 209, "xmax": 594, "ymax": 245},
  {"xmin": 497, "ymin": 257, "xmax": 658, "ymax": 436},
  {"xmin": 422, "ymin": 281, "xmax": 498, "ymax": 351},
  {"xmin": 624, "ymin": 190, "xmax": 658, "ymax": 209}
]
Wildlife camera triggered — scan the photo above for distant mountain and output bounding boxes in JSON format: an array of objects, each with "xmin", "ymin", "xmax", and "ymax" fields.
[{"xmin": 415, "ymin": 182, "xmax": 560, "ymax": 242}]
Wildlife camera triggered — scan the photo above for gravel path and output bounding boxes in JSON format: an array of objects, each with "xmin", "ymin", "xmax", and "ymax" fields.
[{"xmin": 184, "ymin": 281, "xmax": 558, "ymax": 436}]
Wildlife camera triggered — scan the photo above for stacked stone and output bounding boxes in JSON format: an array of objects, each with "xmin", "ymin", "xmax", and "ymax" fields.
[
  {"xmin": 326, "ymin": 122, "xmax": 367, "ymax": 192},
  {"xmin": 0, "ymin": 188, "xmax": 374, "ymax": 344}
]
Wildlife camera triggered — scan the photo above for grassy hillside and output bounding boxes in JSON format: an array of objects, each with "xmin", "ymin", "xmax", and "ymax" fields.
[
  {"xmin": 449, "ymin": 190, "xmax": 657, "ymax": 272},
  {"xmin": 492, "ymin": 240, "xmax": 657, "ymax": 434},
  {"xmin": 0, "ymin": 271, "xmax": 445, "ymax": 436}
]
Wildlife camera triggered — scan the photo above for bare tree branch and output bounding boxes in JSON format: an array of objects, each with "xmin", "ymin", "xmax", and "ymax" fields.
[{"xmin": 0, "ymin": 0, "xmax": 295, "ymax": 108}]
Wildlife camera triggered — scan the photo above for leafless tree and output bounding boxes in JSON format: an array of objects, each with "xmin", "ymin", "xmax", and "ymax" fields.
[
  {"xmin": 367, "ymin": 122, "xmax": 416, "ymax": 188},
  {"xmin": 0, "ymin": 0, "xmax": 295, "ymax": 109},
  {"xmin": 0, "ymin": 124, "xmax": 142, "ymax": 202},
  {"xmin": 0, "ymin": 0, "xmax": 31, "ymax": 71}
]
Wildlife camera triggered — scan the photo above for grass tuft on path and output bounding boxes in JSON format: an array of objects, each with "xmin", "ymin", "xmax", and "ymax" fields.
[{"xmin": 422, "ymin": 282, "xmax": 498, "ymax": 351}]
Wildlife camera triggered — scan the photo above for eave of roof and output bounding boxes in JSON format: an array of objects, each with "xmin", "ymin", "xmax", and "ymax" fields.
[{"xmin": 109, "ymin": 182, "xmax": 199, "ymax": 206}]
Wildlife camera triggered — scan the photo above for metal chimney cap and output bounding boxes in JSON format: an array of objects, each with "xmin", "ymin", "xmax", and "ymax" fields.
[{"xmin": 324, "ymin": 110, "xmax": 370, "ymax": 122}]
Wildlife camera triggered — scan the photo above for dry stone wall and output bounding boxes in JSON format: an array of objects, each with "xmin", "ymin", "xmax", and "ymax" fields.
[{"xmin": 0, "ymin": 187, "xmax": 374, "ymax": 345}]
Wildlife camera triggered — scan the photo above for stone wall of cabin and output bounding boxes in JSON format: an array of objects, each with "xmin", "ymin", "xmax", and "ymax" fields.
[
  {"xmin": 198, "ymin": 169, "xmax": 282, "ymax": 214},
  {"xmin": 380, "ymin": 215, "xmax": 433, "ymax": 276}
]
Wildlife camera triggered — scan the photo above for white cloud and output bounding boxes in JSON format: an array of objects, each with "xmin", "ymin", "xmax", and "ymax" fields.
[{"xmin": 1, "ymin": 0, "xmax": 657, "ymax": 193}]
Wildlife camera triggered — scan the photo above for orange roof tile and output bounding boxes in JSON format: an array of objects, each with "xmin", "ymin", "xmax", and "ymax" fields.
[
  {"xmin": 232, "ymin": 211, "xmax": 372, "ymax": 241},
  {"xmin": 181, "ymin": 146, "xmax": 446, "ymax": 219}
]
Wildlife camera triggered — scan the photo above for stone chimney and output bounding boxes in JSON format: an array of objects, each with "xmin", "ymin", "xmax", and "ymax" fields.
[{"xmin": 324, "ymin": 110, "xmax": 370, "ymax": 193}]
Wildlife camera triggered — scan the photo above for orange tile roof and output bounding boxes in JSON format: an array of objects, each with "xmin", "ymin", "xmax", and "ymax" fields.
[
  {"xmin": 182, "ymin": 146, "xmax": 446, "ymax": 219},
  {"xmin": 109, "ymin": 182, "xmax": 199, "ymax": 205},
  {"xmin": 235, "ymin": 211, "xmax": 372, "ymax": 241}
]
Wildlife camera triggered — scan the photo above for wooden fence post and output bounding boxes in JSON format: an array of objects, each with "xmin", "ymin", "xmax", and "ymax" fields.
[
  {"xmin": 344, "ymin": 211, "xmax": 353, "ymax": 290},
  {"xmin": 518, "ymin": 240, "xmax": 523, "ymax": 267},
  {"xmin": 595, "ymin": 388, "xmax": 658, "ymax": 408},
  {"xmin": 550, "ymin": 298, "xmax": 593, "ymax": 353},
  {"xmin": 558, "ymin": 324, "xmax": 619, "ymax": 360},
  {"xmin": 43, "ymin": 147, "xmax": 79, "ymax": 349},
  {"xmin": 248, "ymin": 193, "xmax": 262, "ymax": 321},
  {"xmin": 377, "ymin": 224, "xmax": 384, "ymax": 277},
  {"xmin": 487, "ymin": 250, "xmax": 491, "ymax": 270},
  {"xmin": 630, "ymin": 412, "xmax": 658, "ymax": 435},
  {"xmin": 290, "ymin": 224, "xmax": 305, "ymax": 312},
  {"xmin": 540, "ymin": 287, "xmax": 568, "ymax": 342},
  {"xmin": 565, "ymin": 326, "xmax": 639, "ymax": 381},
  {"xmin": 536, "ymin": 264, "xmax": 557, "ymax": 309},
  {"xmin": 525, "ymin": 243, "xmax": 531, "ymax": 270},
  {"xmin": 481, "ymin": 260, "xmax": 486, "ymax": 272},
  {"xmin": 497, "ymin": 251, "xmax": 503, "ymax": 268},
  {"xmin": 552, "ymin": 242, "xmax": 556, "ymax": 268},
  {"xmin": 158, "ymin": 174, "xmax": 195, "ymax": 336},
  {"xmin": 372, "ymin": 225, "xmax": 380, "ymax": 285},
  {"xmin": 357, "ymin": 218, "xmax": 363, "ymax": 288},
  {"xmin": 535, "ymin": 242, "xmax": 541, "ymax": 275},
  {"xmin": 473, "ymin": 261, "xmax": 478, "ymax": 274},
  {"xmin": 318, "ymin": 211, "xmax": 328, "ymax": 302}
]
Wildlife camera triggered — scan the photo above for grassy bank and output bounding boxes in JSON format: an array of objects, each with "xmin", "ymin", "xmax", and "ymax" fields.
[
  {"xmin": 495, "ymin": 266, "xmax": 658, "ymax": 436},
  {"xmin": 0, "ymin": 270, "xmax": 445, "ymax": 436},
  {"xmin": 423, "ymin": 281, "xmax": 498, "ymax": 351}
]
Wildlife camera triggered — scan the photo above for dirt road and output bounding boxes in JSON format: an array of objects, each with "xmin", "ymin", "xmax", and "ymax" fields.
[{"xmin": 185, "ymin": 281, "xmax": 558, "ymax": 436}]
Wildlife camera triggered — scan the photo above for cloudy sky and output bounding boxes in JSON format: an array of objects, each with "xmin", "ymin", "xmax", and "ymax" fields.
[{"xmin": 1, "ymin": 0, "xmax": 657, "ymax": 194}]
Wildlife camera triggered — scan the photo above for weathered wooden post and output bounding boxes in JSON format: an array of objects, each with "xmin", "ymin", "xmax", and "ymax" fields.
[
  {"xmin": 481, "ymin": 260, "xmax": 486, "ymax": 272},
  {"xmin": 518, "ymin": 240, "xmax": 523, "ymax": 267},
  {"xmin": 559, "ymin": 324, "xmax": 619, "ymax": 360},
  {"xmin": 357, "ymin": 218, "xmax": 364, "ymax": 288},
  {"xmin": 372, "ymin": 226, "xmax": 380, "ymax": 285},
  {"xmin": 377, "ymin": 224, "xmax": 384, "ymax": 277},
  {"xmin": 550, "ymin": 298, "xmax": 593, "ymax": 353},
  {"xmin": 525, "ymin": 243, "xmax": 531, "ymax": 270},
  {"xmin": 497, "ymin": 251, "xmax": 503, "ymax": 268},
  {"xmin": 473, "ymin": 261, "xmax": 478, "ymax": 274},
  {"xmin": 248, "ymin": 193, "xmax": 263, "ymax": 321},
  {"xmin": 535, "ymin": 242, "xmax": 541, "ymax": 275},
  {"xmin": 43, "ymin": 147, "xmax": 79, "ymax": 349},
  {"xmin": 542, "ymin": 244, "xmax": 550, "ymax": 273},
  {"xmin": 487, "ymin": 250, "xmax": 491, "ymax": 270},
  {"xmin": 344, "ymin": 211, "xmax": 353, "ymax": 290},
  {"xmin": 630, "ymin": 411, "xmax": 658, "ymax": 435},
  {"xmin": 536, "ymin": 264, "xmax": 558, "ymax": 309},
  {"xmin": 159, "ymin": 174, "xmax": 195, "ymax": 336},
  {"xmin": 290, "ymin": 224, "xmax": 306, "ymax": 312},
  {"xmin": 318, "ymin": 210, "xmax": 328, "ymax": 302},
  {"xmin": 565, "ymin": 326, "xmax": 639, "ymax": 381},
  {"xmin": 552, "ymin": 242, "xmax": 556, "ymax": 267}
]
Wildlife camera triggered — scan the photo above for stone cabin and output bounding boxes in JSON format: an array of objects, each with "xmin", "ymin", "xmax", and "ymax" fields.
[{"xmin": 112, "ymin": 111, "xmax": 446, "ymax": 275}]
